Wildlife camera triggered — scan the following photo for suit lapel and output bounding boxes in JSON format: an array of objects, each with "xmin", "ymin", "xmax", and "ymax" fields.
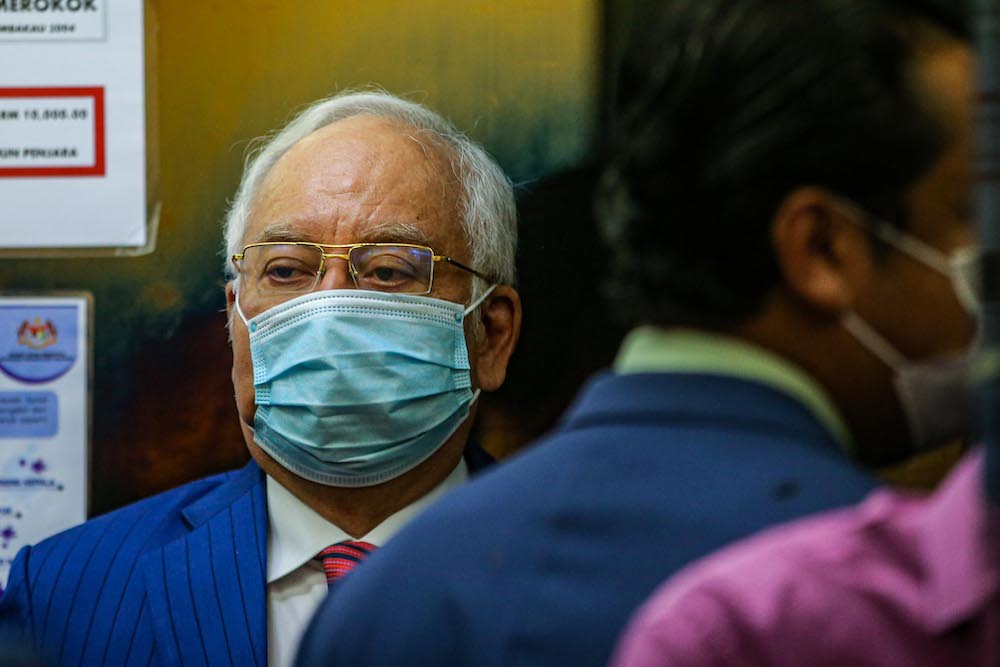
[{"xmin": 141, "ymin": 462, "xmax": 268, "ymax": 667}]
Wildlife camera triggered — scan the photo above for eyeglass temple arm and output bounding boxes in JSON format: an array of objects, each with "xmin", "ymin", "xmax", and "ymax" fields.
[{"xmin": 437, "ymin": 255, "xmax": 492, "ymax": 282}]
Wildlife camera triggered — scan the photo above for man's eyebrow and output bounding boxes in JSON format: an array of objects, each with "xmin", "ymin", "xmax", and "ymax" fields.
[
  {"xmin": 250, "ymin": 221, "xmax": 437, "ymax": 247},
  {"xmin": 251, "ymin": 224, "xmax": 313, "ymax": 244},
  {"xmin": 356, "ymin": 222, "xmax": 434, "ymax": 247}
]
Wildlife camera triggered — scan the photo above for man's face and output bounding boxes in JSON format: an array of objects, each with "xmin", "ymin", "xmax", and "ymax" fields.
[
  {"xmin": 226, "ymin": 115, "xmax": 475, "ymax": 449},
  {"xmin": 853, "ymin": 44, "xmax": 976, "ymax": 363}
]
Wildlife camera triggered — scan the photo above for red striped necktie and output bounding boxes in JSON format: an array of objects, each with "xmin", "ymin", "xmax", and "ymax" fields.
[{"xmin": 316, "ymin": 540, "xmax": 377, "ymax": 587}]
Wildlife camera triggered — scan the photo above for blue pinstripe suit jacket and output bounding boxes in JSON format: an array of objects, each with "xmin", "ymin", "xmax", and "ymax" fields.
[
  {"xmin": 0, "ymin": 443, "xmax": 493, "ymax": 667},
  {"xmin": 0, "ymin": 461, "xmax": 268, "ymax": 666}
]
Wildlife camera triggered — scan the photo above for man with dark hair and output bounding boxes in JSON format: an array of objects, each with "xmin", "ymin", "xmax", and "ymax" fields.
[{"xmin": 296, "ymin": 2, "xmax": 976, "ymax": 665}]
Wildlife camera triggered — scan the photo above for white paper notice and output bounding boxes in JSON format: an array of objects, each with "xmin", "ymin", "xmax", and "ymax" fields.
[
  {"xmin": 0, "ymin": 1, "xmax": 146, "ymax": 249},
  {"xmin": 0, "ymin": 295, "xmax": 89, "ymax": 590}
]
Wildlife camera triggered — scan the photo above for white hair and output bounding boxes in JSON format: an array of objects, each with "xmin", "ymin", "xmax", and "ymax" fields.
[{"xmin": 223, "ymin": 90, "xmax": 517, "ymax": 305}]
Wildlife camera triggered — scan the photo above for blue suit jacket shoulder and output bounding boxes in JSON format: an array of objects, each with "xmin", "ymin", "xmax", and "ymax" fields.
[
  {"xmin": 298, "ymin": 372, "xmax": 879, "ymax": 667},
  {"xmin": 0, "ymin": 461, "xmax": 268, "ymax": 667},
  {"xmin": 0, "ymin": 441, "xmax": 492, "ymax": 667}
]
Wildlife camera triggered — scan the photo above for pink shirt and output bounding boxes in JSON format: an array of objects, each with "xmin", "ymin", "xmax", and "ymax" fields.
[{"xmin": 612, "ymin": 452, "xmax": 1000, "ymax": 667}]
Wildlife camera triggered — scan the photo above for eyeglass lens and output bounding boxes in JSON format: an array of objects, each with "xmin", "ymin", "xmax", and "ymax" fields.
[
  {"xmin": 239, "ymin": 244, "xmax": 435, "ymax": 311},
  {"xmin": 349, "ymin": 245, "xmax": 433, "ymax": 292}
]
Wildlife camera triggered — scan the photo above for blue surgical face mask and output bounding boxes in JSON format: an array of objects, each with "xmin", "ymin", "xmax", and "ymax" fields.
[{"xmin": 235, "ymin": 286, "xmax": 494, "ymax": 487}]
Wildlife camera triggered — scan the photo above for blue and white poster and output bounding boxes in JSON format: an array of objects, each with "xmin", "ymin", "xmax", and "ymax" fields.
[{"xmin": 0, "ymin": 294, "xmax": 89, "ymax": 590}]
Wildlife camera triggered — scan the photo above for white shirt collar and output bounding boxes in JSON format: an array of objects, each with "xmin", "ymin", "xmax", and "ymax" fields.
[{"xmin": 266, "ymin": 459, "xmax": 469, "ymax": 584}]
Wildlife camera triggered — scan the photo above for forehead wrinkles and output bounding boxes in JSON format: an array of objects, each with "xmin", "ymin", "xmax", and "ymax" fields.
[
  {"xmin": 250, "ymin": 117, "xmax": 464, "ymax": 235},
  {"xmin": 364, "ymin": 126, "xmax": 466, "ymax": 250},
  {"xmin": 404, "ymin": 127, "xmax": 470, "ymax": 252}
]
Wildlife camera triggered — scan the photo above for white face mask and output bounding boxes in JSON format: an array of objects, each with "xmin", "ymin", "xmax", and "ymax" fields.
[
  {"xmin": 842, "ymin": 313, "xmax": 974, "ymax": 451},
  {"xmin": 840, "ymin": 206, "xmax": 979, "ymax": 451}
]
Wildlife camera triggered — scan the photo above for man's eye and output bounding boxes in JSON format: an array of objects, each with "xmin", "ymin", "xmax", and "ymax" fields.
[
  {"xmin": 269, "ymin": 266, "xmax": 299, "ymax": 280},
  {"xmin": 356, "ymin": 258, "xmax": 423, "ymax": 291},
  {"xmin": 260, "ymin": 260, "xmax": 314, "ymax": 288},
  {"xmin": 372, "ymin": 267, "xmax": 404, "ymax": 282},
  {"xmin": 361, "ymin": 258, "xmax": 418, "ymax": 281}
]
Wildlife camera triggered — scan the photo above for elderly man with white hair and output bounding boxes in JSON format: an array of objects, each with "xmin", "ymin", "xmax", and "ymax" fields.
[{"xmin": 0, "ymin": 90, "xmax": 522, "ymax": 667}]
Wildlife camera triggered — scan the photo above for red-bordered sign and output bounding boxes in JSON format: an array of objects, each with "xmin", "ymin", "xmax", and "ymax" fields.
[{"xmin": 0, "ymin": 86, "xmax": 105, "ymax": 178}]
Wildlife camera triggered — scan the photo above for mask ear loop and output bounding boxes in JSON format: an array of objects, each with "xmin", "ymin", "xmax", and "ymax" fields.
[
  {"xmin": 463, "ymin": 284, "xmax": 498, "ymax": 403},
  {"xmin": 842, "ymin": 312, "xmax": 924, "ymax": 448},
  {"xmin": 463, "ymin": 284, "xmax": 497, "ymax": 316},
  {"xmin": 840, "ymin": 198, "xmax": 980, "ymax": 313},
  {"xmin": 234, "ymin": 285, "xmax": 252, "ymax": 327},
  {"xmin": 950, "ymin": 248, "xmax": 981, "ymax": 315},
  {"xmin": 841, "ymin": 312, "xmax": 908, "ymax": 371},
  {"xmin": 867, "ymin": 222, "xmax": 954, "ymax": 276}
]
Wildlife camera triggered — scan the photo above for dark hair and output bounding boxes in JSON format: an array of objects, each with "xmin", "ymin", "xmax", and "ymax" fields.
[{"xmin": 597, "ymin": 0, "xmax": 971, "ymax": 328}]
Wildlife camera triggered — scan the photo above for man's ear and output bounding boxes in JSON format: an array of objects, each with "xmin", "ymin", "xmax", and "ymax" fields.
[
  {"xmin": 470, "ymin": 286, "xmax": 522, "ymax": 392},
  {"xmin": 225, "ymin": 281, "xmax": 237, "ymax": 322},
  {"xmin": 770, "ymin": 187, "xmax": 874, "ymax": 315}
]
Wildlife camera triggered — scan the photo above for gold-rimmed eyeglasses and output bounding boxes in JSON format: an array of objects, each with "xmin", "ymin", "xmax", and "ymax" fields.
[{"xmin": 232, "ymin": 242, "xmax": 489, "ymax": 304}]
